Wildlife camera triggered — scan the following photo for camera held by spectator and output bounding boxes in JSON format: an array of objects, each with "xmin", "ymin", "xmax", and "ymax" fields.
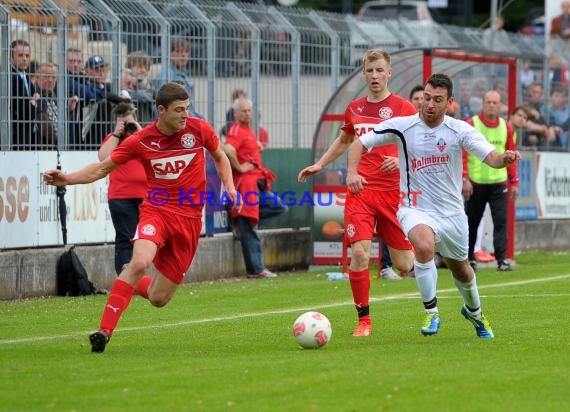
[
  {"xmin": 114, "ymin": 120, "xmax": 141, "ymax": 143},
  {"xmin": 123, "ymin": 122, "xmax": 139, "ymax": 136},
  {"xmin": 111, "ymin": 102, "xmax": 142, "ymax": 143}
]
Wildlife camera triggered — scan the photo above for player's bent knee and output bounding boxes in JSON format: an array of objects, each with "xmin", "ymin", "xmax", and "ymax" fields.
[
  {"xmin": 392, "ymin": 252, "xmax": 414, "ymax": 272},
  {"xmin": 129, "ymin": 257, "xmax": 152, "ymax": 274},
  {"xmin": 148, "ymin": 293, "xmax": 171, "ymax": 308}
]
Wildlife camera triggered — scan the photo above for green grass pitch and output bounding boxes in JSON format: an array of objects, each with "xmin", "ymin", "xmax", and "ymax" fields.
[{"xmin": 1, "ymin": 250, "xmax": 569, "ymax": 411}]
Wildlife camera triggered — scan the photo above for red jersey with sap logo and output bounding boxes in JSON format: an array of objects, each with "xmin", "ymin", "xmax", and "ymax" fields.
[
  {"xmin": 111, "ymin": 117, "xmax": 220, "ymax": 218},
  {"xmin": 101, "ymin": 133, "xmax": 147, "ymax": 200},
  {"xmin": 340, "ymin": 94, "xmax": 417, "ymax": 191}
]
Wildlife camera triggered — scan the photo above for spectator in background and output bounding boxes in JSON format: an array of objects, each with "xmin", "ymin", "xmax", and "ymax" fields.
[
  {"xmin": 520, "ymin": 60, "xmax": 535, "ymax": 92},
  {"xmin": 98, "ymin": 102, "xmax": 145, "ymax": 275},
  {"xmin": 31, "ymin": 63, "xmax": 72, "ymax": 148},
  {"xmin": 510, "ymin": 106, "xmax": 529, "ymax": 150},
  {"xmin": 457, "ymin": 79, "xmax": 474, "ymax": 120},
  {"xmin": 154, "ymin": 39, "xmax": 201, "ymax": 118},
  {"xmin": 524, "ymin": 82, "xmax": 546, "ymax": 113},
  {"xmin": 220, "ymin": 88, "xmax": 268, "ymax": 150},
  {"xmin": 409, "ymin": 85, "xmax": 424, "ymax": 111},
  {"xmin": 120, "ymin": 68, "xmax": 135, "ymax": 96},
  {"xmin": 223, "ymin": 97, "xmax": 288, "ymax": 279},
  {"xmin": 471, "ymin": 77, "xmax": 489, "ymax": 100},
  {"xmin": 125, "ymin": 51, "xmax": 156, "ymax": 125},
  {"xmin": 66, "ymin": 48, "xmax": 85, "ymax": 149},
  {"xmin": 549, "ymin": 86, "xmax": 570, "ymax": 150},
  {"xmin": 463, "ymin": 90, "xmax": 518, "ymax": 272},
  {"xmin": 550, "ymin": 0, "xmax": 570, "ymax": 40},
  {"xmin": 510, "ymin": 106, "xmax": 529, "ymax": 131},
  {"xmin": 80, "ymin": 55, "xmax": 126, "ymax": 148},
  {"xmin": 521, "ymin": 106, "xmax": 549, "ymax": 148},
  {"xmin": 10, "ymin": 39, "xmax": 36, "ymax": 149},
  {"xmin": 120, "ymin": 68, "xmax": 155, "ymax": 125},
  {"xmin": 523, "ymin": 82, "xmax": 557, "ymax": 148},
  {"xmin": 492, "ymin": 79, "xmax": 509, "ymax": 117},
  {"xmin": 549, "ymin": 53, "xmax": 569, "ymax": 89},
  {"xmin": 67, "ymin": 48, "xmax": 84, "ymax": 77},
  {"xmin": 221, "ymin": 88, "xmax": 247, "ymax": 138}
]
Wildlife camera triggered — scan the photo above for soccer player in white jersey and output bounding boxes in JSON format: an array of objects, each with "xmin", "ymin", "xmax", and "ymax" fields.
[{"xmin": 347, "ymin": 73, "xmax": 520, "ymax": 338}]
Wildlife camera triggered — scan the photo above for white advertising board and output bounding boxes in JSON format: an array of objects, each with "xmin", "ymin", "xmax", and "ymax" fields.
[
  {"xmin": 0, "ymin": 151, "xmax": 115, "ymax": 248},
  {"xmin": 536, "ymin": 152, "xmax": 570, "ymax": 219}
]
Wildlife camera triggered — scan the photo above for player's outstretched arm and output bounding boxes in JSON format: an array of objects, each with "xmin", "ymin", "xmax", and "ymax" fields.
[
  {"xmin": 297, "ymin": 131, "xmax": 354, "ymax": 182},
  {"xmin": 43, "ymin": 157, "xmax": 117, "ymax": 187},
  {"xmin": 211, "ymin": 146, "xmax": 240, "ymax": 212},
  {"xmin": 483, "ymin": 150, "xmax": 521, "ymax": 169},
  {"xmin": 346, "ymin": 139, "xmax": 368, "ymax": 193}
]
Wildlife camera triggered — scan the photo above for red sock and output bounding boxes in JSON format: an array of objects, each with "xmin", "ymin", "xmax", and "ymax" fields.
[
  {"xmin": 349, "ymin": 268, "xmax": 370, "ymax": 309},
  {"xmin": 135, "ymin": 275, "xmax": 152, "ymax": 299},
  {"xmin": 99, "ymin": 279, "xmax": 135, "ymax": 336}
]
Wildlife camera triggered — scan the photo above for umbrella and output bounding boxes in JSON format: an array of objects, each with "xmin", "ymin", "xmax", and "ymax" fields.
[{"xmin": 56, "ymin": 149, "xmax": 68, "ymax": 246}]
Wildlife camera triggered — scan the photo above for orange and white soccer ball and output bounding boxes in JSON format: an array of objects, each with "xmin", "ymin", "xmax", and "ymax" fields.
[{"xmin": 292, "ymin": 311, "xmax": 332, "ymax": 349}]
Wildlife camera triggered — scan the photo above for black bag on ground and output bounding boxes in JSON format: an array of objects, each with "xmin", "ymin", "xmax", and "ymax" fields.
[{"xmin": 56, "ymin": 246, "xmax": 97, "ymax": 296}]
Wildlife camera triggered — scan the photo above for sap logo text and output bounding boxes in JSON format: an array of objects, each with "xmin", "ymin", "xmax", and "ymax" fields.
[
  {"xmin": 151, "ymin": 154, "xmax": 196, "ymax": 179},
  {"xmin": 354, "ymin": 123, "xmax": 379, "ymax": 137}
]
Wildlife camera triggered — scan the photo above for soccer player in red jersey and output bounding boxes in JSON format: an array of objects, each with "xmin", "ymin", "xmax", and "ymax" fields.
[
  {"xmin": 298, "ymin": 49, "xmax": 416, "ymax": 337},
  {"xmin": 43, "ymin": 82, "xmax": 239, "ymax": 353}
]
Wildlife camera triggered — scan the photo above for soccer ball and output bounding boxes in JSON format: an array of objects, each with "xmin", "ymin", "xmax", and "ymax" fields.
[{"xmin": 292, "ymin": 311, "xmax": 332, "ymax": 349}]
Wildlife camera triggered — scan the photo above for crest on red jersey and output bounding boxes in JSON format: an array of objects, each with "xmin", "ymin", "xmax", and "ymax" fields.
[
  {"xmin": 378, "ymin": 107, "xmax": 393, "ymax": 119},
  {"xmin": 141, "ymin": 224, "xmax": 156, "ymax": 236},
  {"xmin": 181, "ymin": 134, "xmax": 196, "ymax": 148}
]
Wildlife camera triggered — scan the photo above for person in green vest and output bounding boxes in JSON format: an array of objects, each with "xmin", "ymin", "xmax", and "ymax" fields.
[{"xmin": 462, "ymin": 90, "xmax": 519, "ymax": 272}]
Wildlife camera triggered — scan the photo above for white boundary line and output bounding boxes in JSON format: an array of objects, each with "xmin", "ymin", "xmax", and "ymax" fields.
[{"xmin": 2, "ymin": 274, "xmax": 569, "ymax": 346}]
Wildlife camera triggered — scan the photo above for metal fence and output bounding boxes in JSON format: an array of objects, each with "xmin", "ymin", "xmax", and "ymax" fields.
[{"xmin": 0, "ymin": 0, "xmax": 566, "ymax": 151}]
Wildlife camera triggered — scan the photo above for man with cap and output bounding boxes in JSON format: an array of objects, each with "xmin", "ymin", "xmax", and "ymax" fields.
[{"xmin": 69, "ymin": 54, "xmax": 127, "ymax": 149}]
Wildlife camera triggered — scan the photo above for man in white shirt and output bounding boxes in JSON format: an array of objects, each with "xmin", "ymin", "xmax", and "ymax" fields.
[{"xmin": 347, "ymin": 73, "xmax": 520, "ymax": 339}]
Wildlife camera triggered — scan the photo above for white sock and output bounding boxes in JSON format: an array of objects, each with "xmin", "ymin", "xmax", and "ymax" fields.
[
  {"xmin": 414, "ymin": 259, "xmax": 438, "ymax": 310},
  {"xmin": 453, "ymin": 275, "xmax": 482, "ymax": 317}
]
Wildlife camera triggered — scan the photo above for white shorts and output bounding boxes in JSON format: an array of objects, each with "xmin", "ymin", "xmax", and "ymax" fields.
[{"xmin": 397, "ymin": 207, "xmax": 468, "ymax": 261}]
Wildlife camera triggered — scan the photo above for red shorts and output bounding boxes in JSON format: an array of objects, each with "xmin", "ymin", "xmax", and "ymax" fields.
[
  {"xmin": 134, "ymin": 207, "xmax": 202, "ymax": 284},
  {"xmin": 344, "ymin": 189, "xmax": 411, "ymax": 250}
]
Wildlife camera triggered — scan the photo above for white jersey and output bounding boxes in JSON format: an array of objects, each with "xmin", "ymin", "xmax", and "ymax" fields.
[{"xmin": 360, "ymin": 113, "xmax": 495, "ymax": 216}]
